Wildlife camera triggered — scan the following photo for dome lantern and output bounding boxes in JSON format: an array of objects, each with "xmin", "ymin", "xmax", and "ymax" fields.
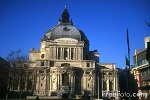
[{"xmin": 61, "ymin": 5, "xmax": 70, "ymax": 23}]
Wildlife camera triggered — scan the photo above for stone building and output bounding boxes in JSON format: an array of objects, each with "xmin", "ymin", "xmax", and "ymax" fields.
[
  {"xmin": 131, "ymin": 36, "xmax": 150, "ymax": 100},
  {"xmin": 28, "ymin": 6, "xmax": 119, "ymax": 99}
]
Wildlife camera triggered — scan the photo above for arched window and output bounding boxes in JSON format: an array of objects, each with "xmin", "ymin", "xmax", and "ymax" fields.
[{"xmin": 41, "ymin": 54, "xmax": 45, "ymax": 59}]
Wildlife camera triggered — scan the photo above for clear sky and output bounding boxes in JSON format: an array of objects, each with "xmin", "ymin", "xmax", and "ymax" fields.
[{"xmin": 0, "ymin": 0, "xmax": 150, "ymax": 68}]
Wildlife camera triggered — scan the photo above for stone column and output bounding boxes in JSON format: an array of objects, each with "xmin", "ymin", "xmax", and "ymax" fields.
[
  {"xmin": 60, "ymin": 72, "xmax": 62, "ymax": 88},
  {"xmin": 50, "ymin": 47, "xmax": 52, "ymax": 60},
  {"xmin": 76, "ymin": 48, "xmax": 78, "ymax": 60},
  {"xmin": 69, "ymin": 72, "xmax": 71, "ymax": 86},
  {"xmin": 113, "ymin": 74, "xmax": 116, "ymax": 91},
  {"xmin": 83, "ymin": 72, "xmax": 86, "ymax": 91},
  {"xmin": 73, "ymin": 48, "xmax": 75, "ymax": 60},
  {"xmin": 57, "ymin": 72, "xmax": 58, "ymax": 90},
  {"xmin": 67, "ymin": 48, "xmax": 69, "ymax": 60},
  {"xmin": 60, "ymin": 48, "xmax": 62, "ymax": 60},
  {"xmin": 107, "ymin": 78, "xmax": 109, "ymax": 91},
  {"xmin": 51, "ymin": 47, "xmax": 53, "ymax": 60},
  {"xmin": 69, "ymin": 48, "xmax": 71, "ymax": 60},
  {"xmin": 81, "ymin": 47, "xmax": 83, "ymax": 60},
  {"xmin": 74, "ymin": 48, "xmax": 76, "ymax": 60},
  {"xmin": 58, "ymin": 71, "xmax": 60, "ymax": 90},
  {"xmin": 53, "ymin": 47, "xmax": 56, "ymax": 60},
  {"xmin": 78, "ymin": 47, "xmax": 80, "ymax": 60},
  {"xmin": 62, "ymin": 48, "xmax": 64, "ymax": 60},
  {"xmin": 116, "ymin": 74, "xmax": 118, "ymax": 91}
]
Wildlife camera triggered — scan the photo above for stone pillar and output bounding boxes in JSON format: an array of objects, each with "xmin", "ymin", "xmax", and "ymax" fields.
[
  {"xmin": 57, "ymin": 72, "xmax": 58, "ymax": 90},
  {"xmin": 77, "ymin": 47, "xmax": 80, "ymax": 60},
  {"xmin": 67, "ymin": 48, "xmax": 69, "ymax": 60},
  {"xmin": 83, "ymin": 72, "xmax": 86, "ymax": 91},
  {"xmin": 50, "ymin": 47, "xmax": 52, "ymax": 60},
  {"xmin": 62, "ymin": 48, "xmax": 64, "ymax": 60},
  {"xmin": 107, "ymin": 79, "xmax": 109, "ymax": 91},
  {"xmin": 60, "ymin": 72, "xmax": 62, "ymax": 88},
  {"xmin": 69, "ymin": 48, "xmax": 71, "ymax": 60},
  {"xmin": 53, "ymin": 47, "xmax": 56, "ymax": 60},
  {"xmin": 102, "ymin": 78, "xmax": 103, "ymax": 95},
  {"xmin": 113, "ymin": 74, "xmax": 116, "ymax": 91},
  {"xmin": 73, "ymin": 48, "xmax": 75, "ymax": 60},
  {"xmin": 61, "ymin": 48, "xmax": 62, "ymax": 60},
  {"xmin": 74, "ymin": 48, "xmax": 76, "ymax": 60},
  {"xmin": 76, "ymin": 48, "xmax": 78, "ymax": 60},
  {"xmin": 52, "ymin": 47, "xmax": 54, "ymax": 60},
  {"xmin": 69, "ymin": 72, "xmax": 71, "ymax": 86},
  {"xmin": 58, "ymin": 71, "xmax": 60, "ymax": 90},
  {"xmin": 81, "ymin": 47, "xmax": 83, "ymax": 60}
]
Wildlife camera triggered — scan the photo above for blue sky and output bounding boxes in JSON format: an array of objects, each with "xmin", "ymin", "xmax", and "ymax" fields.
[{"xmin": 0, "ymin": 0, "xmax": 150, "ymax": 68}]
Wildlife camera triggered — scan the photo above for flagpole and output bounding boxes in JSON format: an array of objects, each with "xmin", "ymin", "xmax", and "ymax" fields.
[{"xmin": 126, "ymin": 28, "xmax": 131, "ymax": 100}]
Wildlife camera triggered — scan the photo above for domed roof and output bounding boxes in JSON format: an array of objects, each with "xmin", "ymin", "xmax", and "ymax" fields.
[
  {"xmin": 42, "ymin": 6, "xmax": 88, "ymax": 42},
  {"xmin": 45, "ymin": 24, "xmax": 82, "ymax": 40}
]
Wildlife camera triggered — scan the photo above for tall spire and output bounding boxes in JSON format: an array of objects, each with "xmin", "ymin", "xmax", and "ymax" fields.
[{"xmin": 61, "ymin": 4, "xmax": 70, "ymax": 23}]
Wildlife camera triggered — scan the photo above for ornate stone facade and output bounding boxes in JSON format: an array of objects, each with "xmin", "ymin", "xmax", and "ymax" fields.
[{"xmin": 28, "ymin": 6, "xmax": 119, "ymax": 99}]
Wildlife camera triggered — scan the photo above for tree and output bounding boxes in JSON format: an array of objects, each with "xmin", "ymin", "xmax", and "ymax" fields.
[
  {"xmin": 6, "ymin": 49, "xmax": 28, "ymax": 99},
  {"xmin": 0, "ymin": 57, "xmax": 10, "ymax": 99}
]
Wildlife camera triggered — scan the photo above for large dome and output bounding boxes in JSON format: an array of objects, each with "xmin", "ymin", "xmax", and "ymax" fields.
[
  {"xmin": 42, "ymin": 7, "xmax": 88, "ymax": 42},
  {"xmin": 45, "ymin": 23, "xmax": 82, "ymax": 40}
]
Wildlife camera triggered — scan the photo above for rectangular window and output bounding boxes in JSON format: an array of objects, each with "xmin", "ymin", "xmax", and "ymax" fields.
[
  {"xmin": 64, "ymin": 48, "xmax": 68, "ymax": 60},
  {"xmin": 87, "ymin": 63, "xmax": 90, "ymax": 67},
  {"xmin": 88, "ymin": 84, "xmax": 90, "ymax": 87},
  {"xmin": 58, "ymin": 48, "xmax": 61, "ymax": 60},
  {"xmin": 41, "ymin": 61, "xmax": 44, "ymax": 66},
  {"xmin": 71, "ymin": 48, "xmax": 74, "ymax": 60}
]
